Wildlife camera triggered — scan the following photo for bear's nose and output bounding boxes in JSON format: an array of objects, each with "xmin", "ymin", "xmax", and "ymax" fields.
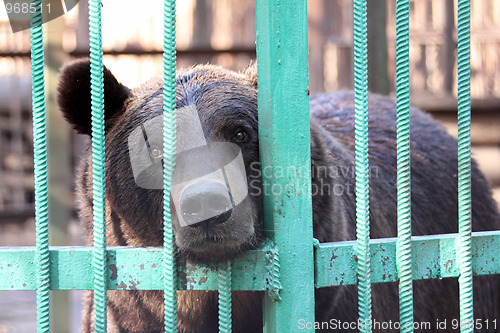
[{"xmin": 180, "ymin": 181, "xmax": 233, "ymax": 228}]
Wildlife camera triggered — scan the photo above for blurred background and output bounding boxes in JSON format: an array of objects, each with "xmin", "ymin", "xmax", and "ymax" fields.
[{"xmin": 0, "ymin": 0, "xmax": 499, "ymax": 331}]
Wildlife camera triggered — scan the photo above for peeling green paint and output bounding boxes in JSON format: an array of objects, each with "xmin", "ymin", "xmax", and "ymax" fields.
[
  {"xmin": 1, "ymin": 231, "xmax": 498, "ymax": 291},
  {"xmin": 315, "ymin": 231, "xmax": 500, "ymax": 287}
]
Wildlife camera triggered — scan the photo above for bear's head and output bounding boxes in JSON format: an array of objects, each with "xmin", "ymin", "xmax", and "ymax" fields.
[{"xmin": 58, "ymin": 59, "xmax": 262, "ymax": 262}]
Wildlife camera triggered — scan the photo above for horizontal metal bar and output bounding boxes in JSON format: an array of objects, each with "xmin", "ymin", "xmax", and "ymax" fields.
[
  {"xmin": 315, "ymin": 230, "xmax": 500, "ymax": 287},
  {"xmin": 0, "ymin": 231, "xmax": 499, "ymax": 290},
  {"xmin": 0, "ymin": 245, "xmax": 270, "ymax": 291},
  {"xmin": 0, "ymin": 207, "xmax": 35, "ymax": 222}
]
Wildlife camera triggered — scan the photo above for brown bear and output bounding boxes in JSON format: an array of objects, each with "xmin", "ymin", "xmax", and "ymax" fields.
[{"xmin": 57, "ymin": 59, "xmax": 500, "ymax": 332}]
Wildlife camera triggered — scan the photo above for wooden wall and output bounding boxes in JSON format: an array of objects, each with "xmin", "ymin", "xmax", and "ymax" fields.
[{"xmin": 0, "ymin": 0, "xmax": 499, "ymax": 214}]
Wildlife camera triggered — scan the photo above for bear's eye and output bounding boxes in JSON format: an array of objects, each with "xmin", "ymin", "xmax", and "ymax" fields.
[
  {"xmin": 234, "ymin": 129, "xmax": 248, "ymax": 142},
  {"xmin": 149, "ymin": 147, "xmax": 163, "ymax": 159}
]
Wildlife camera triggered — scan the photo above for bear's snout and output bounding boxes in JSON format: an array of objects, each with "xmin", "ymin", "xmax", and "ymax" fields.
[{"xmin": 180, "ymin": 181, "xmax": 234, "ymax": 228}]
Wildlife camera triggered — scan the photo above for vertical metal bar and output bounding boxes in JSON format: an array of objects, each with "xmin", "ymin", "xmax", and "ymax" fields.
[
  {"xmin": 457, "ymin": 0, "xmax": 474, "ymax": 332},
  {"xmin": 218, "ymin": 260, "xmax": 232, "ymax": 333},
  {"xmin": 30, "ymin": 1, "xmax": 50, "ymax": 331},
  {"xmin": 255, "ymin": 1, "xmax": 315, "ymax": 331},
  {"xmin": 395, "ymin": 0, "xmax": 414, "ymax": 331},
  {"xmin": 162, "ymin": 0, "xmax": 178, "ymax": 331},
  {"xmin": 88, "ymin": 0, "xmax": 107, "ymax": 331},
  {"xmin": 353, "ymin": 0, "xmax": 372, "ymax": 331}
]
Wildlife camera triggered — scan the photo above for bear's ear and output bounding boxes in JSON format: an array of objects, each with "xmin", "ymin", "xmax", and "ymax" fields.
[
  {"xmin": 57, "ymin": 58, "xmax": 131, "ymax": 135},
  {"xmin": 242, "ymin": 61, "xmax": 257, "ymax": 86}
]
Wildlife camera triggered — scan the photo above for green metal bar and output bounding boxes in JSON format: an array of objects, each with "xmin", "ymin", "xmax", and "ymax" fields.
[
  {"xmin": 162, "ymin": 0, "xmax": 178, "ymax": 331},
  {"xmin": 395, "ymin": 0, "xmax": 413, "ymax": 331},
  {"xmin": 88, "ymin": 0, "xmax": 107, "ymax": 331},
  {"xmin": 353, "ymin": 0, "xmax": 372, "ymax": 331},
  {"xmin": 0, "ymin": 244, "xmax": 271, "ymax": 290},
  {"xmin": 30, "ymin": 1, "xmax": 50, "ymax": 331},
  {"xmin": 255, "ymin": 0, "xmax": 315, "ymax": 331},
  {"xmin": 218, "ymin": 260, "xmax": 232, "ymax": 333},
  {"xmin": 1, "ymin": 231, "xmax": 499, "ymax": 291},
  {"xmin": 314, "ymin": 231, "xmax": 500, "ymax": 287},
  {"xmin": 457, "ymin": 0, "xmax": 473, "ymax": 331}
]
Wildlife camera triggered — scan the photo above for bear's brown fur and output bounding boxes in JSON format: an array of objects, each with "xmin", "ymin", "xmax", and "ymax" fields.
[{"xmin": 58, "ymin": 59, "xmax": 500, "ymax": 332}]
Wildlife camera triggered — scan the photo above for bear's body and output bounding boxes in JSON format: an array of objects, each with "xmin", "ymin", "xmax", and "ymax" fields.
[{"xmin": 57, "ymin": 60, "xmax": 500, "ymax": 332}]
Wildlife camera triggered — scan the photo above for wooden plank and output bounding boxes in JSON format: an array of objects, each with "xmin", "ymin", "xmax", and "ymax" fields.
[
  {"xmin": 367, "ymin": 0, "xmax": 389, "ymax": 95},
  {"xmin": 432, "ymin": 112, "xmax": 500, "ymax": 145},
  {"xmin": 46, "ymin": 14, "xmax": 72, "ymax": 333},
  {"xmin": 308, "ymin": 0, "xmax": 326, "ymax": 92},
  {"xmin": 493, "ymin": 188, "xmax": 500, "ymax": 210},
  {"xmin": 471, "ymin": 146, "xmax": 500, "ymax": 186}
]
